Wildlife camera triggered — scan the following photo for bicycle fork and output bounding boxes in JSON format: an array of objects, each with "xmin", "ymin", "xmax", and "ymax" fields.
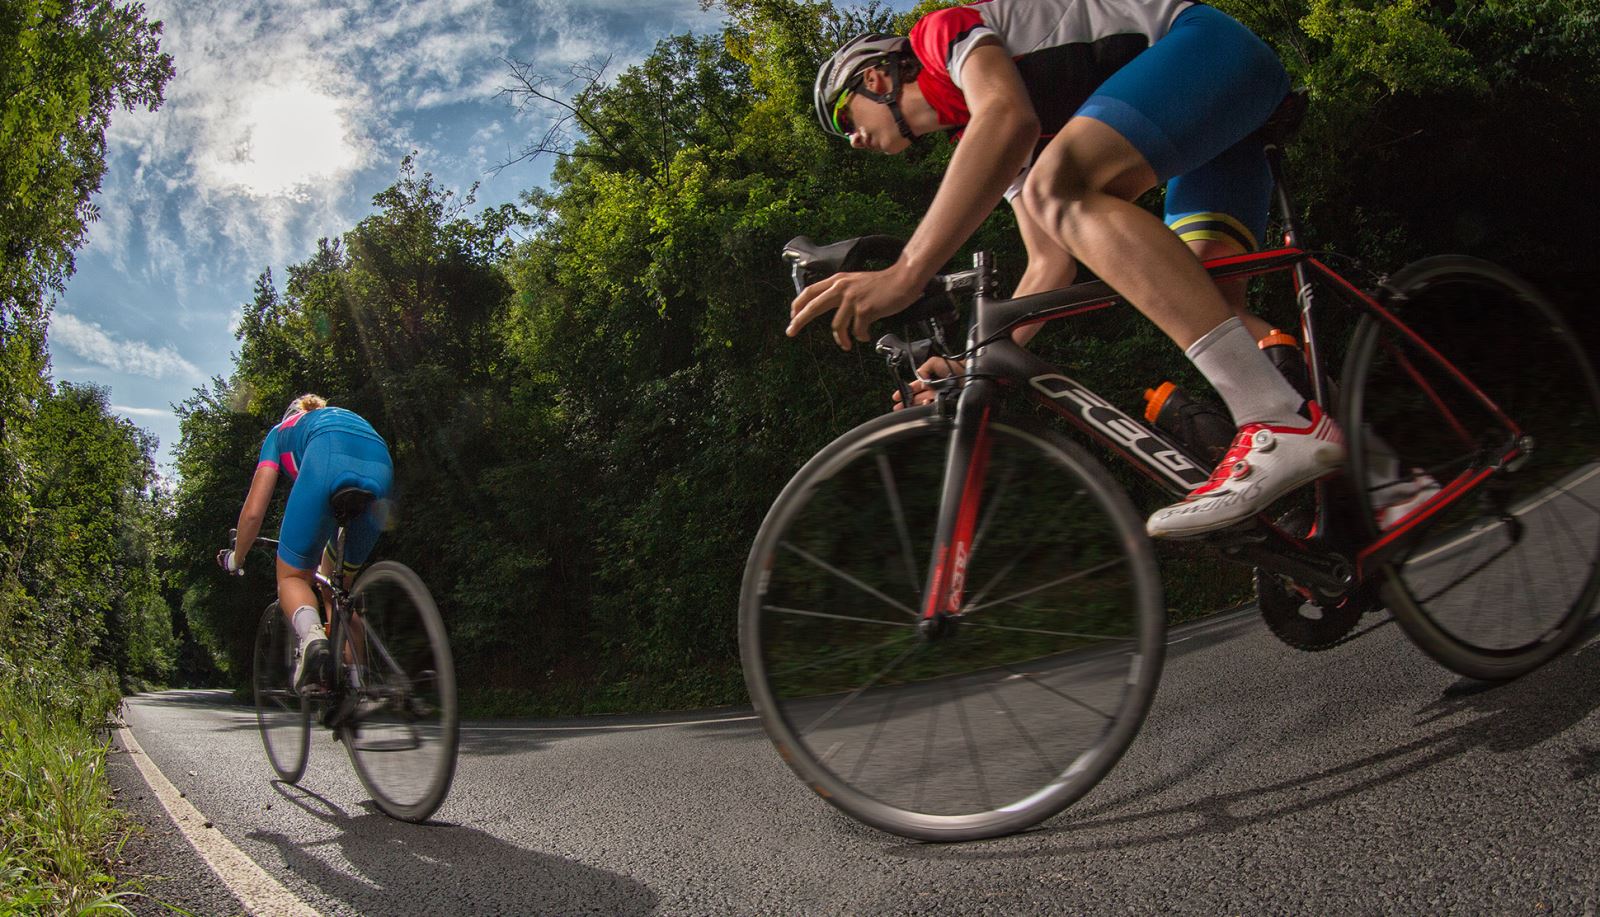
[{"xmin": 919, "ymin": 379, "xmax": 999, "ymax": 635}]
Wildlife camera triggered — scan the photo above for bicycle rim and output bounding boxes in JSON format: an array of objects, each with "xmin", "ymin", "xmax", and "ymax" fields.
[
  {"xmin": 253, "ymin": 602, "xmax": 309, "ymax": 783},
  {"xmin": 740, "ymin": 406, "xmax": 1165, "ymax": 841},
  {"xmin": 1344, "ymin": 256, "xmax": 1600, "ymax": 679},
  {"xmin": 342, "ymin": 561, "xmax": 459, "ymax": 822}
]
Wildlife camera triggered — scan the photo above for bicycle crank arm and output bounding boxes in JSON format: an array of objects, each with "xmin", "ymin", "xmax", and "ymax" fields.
[{"xmin": 1214, "ymin": 527, "xmax": 1356, "ymax": 597}]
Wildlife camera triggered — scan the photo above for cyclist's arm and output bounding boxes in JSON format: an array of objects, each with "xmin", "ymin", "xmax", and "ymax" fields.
[
  {"xmin": 1009, "ymin": 193, "xmax": 1079, "ymax": 348},
  {"xmin": 232, "ymin": 464, "xmax": 278, "ymax": 560},
  {"xmin": 895, "ymin": 40, "xmax": 1040, "ymax": 287}
]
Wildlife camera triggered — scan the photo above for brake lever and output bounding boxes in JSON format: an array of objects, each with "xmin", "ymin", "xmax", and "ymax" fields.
[{"xmin": 876, "ymin": 334, "xmax": 917, "ymax": 408}]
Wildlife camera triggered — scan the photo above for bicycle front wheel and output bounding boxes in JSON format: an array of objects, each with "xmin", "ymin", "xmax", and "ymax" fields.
[
  {"xmin": 253, "ymin": 602, "xmax": 310, "ymax": 783},
  {"xmin": 341, "ymin": 561, "xmax": 459, "ymax": 822},
  {"xmin": 740, "ymin": 406, "xmax": 1165, "ymax": 841},
  {"xmin": 1344, "ymin": 256, "xmax": 1600, "ymax": 679}
]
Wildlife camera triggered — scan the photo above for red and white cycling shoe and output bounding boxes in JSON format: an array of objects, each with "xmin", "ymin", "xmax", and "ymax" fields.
[
  {"xmin": 1372, "ymin": 468, "xmax": 1443, "ymax": 530},
  {"xmin": 1147, "ymin": 402, "xmax": 1347, "ymax": 539}
]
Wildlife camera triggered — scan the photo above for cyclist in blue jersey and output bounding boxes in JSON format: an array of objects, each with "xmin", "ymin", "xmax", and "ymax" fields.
[
  {"xmin": 218, "ymin": 394, "xmax": 394, "ymax": 692},
  {"xmin": 788, "ymin": 0, "xmax": 1347, "ymax": 538}
]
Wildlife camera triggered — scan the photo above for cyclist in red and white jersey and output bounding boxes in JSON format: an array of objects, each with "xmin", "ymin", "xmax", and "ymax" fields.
[{"xmin": 788, "ymin": 0, "xmax": 1346, "ymax": 538}]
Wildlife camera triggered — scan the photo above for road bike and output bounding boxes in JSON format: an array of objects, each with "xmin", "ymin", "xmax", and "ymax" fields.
[
  {"xmin": 237, "ymin": 486, "xmax": 459, "ymax": 822},
  {"xmin": 739, "ymin": 92, "xmax": 1600, "ymax": 841}
]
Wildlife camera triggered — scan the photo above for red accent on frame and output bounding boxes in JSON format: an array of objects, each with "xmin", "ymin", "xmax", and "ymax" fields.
[
  {"xmin": 923, "ymin": 407, "xmax": 994, "ymax": 619},
  {"xmin": 945, "ymin": 415, "xmax": 994, "ymax": 615},
  {"xmin": 1310, "ymin": 258, "xmax": 1521, "ymax": 437},
  {"xmin": 1356, "ymin": 455, "xmax": 1515, "ymax": 570},
  {"xmin": 924, "ymin": 546, "xmax": 950, "ymax": 619}
]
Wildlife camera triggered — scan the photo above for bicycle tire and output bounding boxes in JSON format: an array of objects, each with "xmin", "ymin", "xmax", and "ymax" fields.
[
  {"xmin": 740, "ymin": 405, "xmax": 1165, "ymax": 841},
  {"xmin": 253, "ymin": 602, "xmax": 310, "ymax": 783},
  {"xmin": 1343, "ymin": 256, "xmax": 1600, "ymax": 679},
  {"xmin": 340, "ymin": 561, "xmax": 459, "ymax": 822}
]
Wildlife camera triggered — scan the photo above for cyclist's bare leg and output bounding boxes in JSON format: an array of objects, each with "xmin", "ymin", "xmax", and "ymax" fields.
[
  {"xmin": 1021, "ymin": 118, "xmax": 1244, "ymax": 347},
  {"xmin": 316, "ymin": 545, "xmax": 339, "ymax": 617},
  {"xmin": 277, "ymin": 558, "xmax": 318, "ymax": 624},
  {"xmin": 1018, "ymin": 117, "xmax": 1302, "ymax": 423},
  {"xmin": 1186, "ymin": 237, "xmax": 1272, "ymax": 340}
]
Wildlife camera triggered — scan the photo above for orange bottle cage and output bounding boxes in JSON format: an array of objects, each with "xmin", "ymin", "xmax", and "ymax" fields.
[{"xmin": 1143, "ymin": 381, "xmax": 1177, "ymax": 423}]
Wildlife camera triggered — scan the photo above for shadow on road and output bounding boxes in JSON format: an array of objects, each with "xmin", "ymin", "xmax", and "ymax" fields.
[
  {"xmin": 887, "ymin": 630, "xmax": 1600, "ymax": 859},
  {"xmin": 250, "ymin": 782, "xmax": 658, "ymax": 914}
]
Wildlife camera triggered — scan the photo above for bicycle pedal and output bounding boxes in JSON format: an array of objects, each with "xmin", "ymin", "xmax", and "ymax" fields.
[{"xmin": 1196, "ymin": 518, "xmax": 1269, "ymax": 545}]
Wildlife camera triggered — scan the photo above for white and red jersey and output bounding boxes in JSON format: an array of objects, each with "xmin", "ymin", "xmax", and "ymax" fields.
[{"xmin": 911, "ymin": 0, "xmax": 1193, "ymax": 143}]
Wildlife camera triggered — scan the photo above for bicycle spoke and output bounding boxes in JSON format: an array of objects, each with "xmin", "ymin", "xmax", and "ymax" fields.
[
  {"xmin": 1004, "ymin": 663, "xmax": 1115, "ymax": 721},
  {"xmin": 768, "ymin": 629, "xmax": 918, "ymax": 681},
  {"xmin": 876, "ymin": 452, "xmax": 923, "ymax": 600},
  {"xmin": 762, "ymin": 604, "xmax": 918, "ymax": 629},
  {"xmin": 959, "ymin": 619, "xmax": 1130, "ymax": 641},
  {"xmin": 967, "ymin": 458, "xmax": 1018, "ymax": 563},
  {"xmin": 952, "ymin": 680, "xmax": 993, "ymax": 813},
  {"xmin": 796, "ymin": 641, "xmax": 923, "ymax": 737},
  {"xmin": 779, "ymin": 541, "xmax": 918, "ymax": 619},
  {"xmin": 963, "ymin": 557, "xmax": 1127, "ymax": 615},
  {"xmin": 963, "ymin": 539, "xmax": 1042, "ymax": 613},
  {"xmin": 986, "ymin": 682, "xmax": 1058, "ymax": 777},
  {"xmin": 846, "ymin": 691, "xmax": 901, "ymax": 785}
]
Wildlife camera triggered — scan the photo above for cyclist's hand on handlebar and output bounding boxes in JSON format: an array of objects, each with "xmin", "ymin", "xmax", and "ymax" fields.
[
  {"xmin": 786, "ymin": 264, "xmax": 923, "ymax": 351},
  {"xmin": 892, "ymin": 356, "xmax": 965, "ymax": 411},
  {"xmin": 216, "ymin": 548, "xmax": 244, "ymax": 576}
]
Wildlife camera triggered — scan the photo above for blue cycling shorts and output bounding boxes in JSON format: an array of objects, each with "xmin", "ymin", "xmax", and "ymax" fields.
[
  {"xmin": 277, "ymin": 431, "xmax": 393, "ymax": 571},
  {"xmin": 1076, "ymin": 4, "xmax": 1290, "ymax": 250}
]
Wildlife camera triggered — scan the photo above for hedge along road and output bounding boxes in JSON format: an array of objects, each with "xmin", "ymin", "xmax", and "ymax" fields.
[{"xmin": 113, "ymin": 606, "xmax": 1600, "ymax": 916}]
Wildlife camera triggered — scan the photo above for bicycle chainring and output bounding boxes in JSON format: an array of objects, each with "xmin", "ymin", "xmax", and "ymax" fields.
[
  {"xmin": 1251, "ymin": 501, "xmax": 1376, "ymax": 651},
  {"xmin": 1255, "ymin": 568, "xmax": 1373, "ymax": 651}
]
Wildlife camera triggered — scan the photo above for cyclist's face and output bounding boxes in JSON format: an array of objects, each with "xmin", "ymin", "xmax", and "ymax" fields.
[{"xmin": 843, "ymin": 90, "xmax": 910, "ymax": 154}]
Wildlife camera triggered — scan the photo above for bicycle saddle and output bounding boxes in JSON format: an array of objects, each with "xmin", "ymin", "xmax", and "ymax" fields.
[
  {"xmin": 330, "ymin": 487, "xmax": 376, "ymax": 525},
  {"xmin": 1254, "ymin": 88, "xmax": 1308, "ymax": 147}
]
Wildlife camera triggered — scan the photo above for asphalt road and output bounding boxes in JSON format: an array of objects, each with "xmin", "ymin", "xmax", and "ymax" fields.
[{"xmin": 112, "ymin": 603, "xmax": 1600, "ymax": 916}]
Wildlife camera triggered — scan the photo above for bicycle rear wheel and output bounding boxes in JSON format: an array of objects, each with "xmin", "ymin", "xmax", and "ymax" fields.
[
  {"xmin": 740, "ymin": 406, "xmax": 1165, "ymax": 841},
  {"xmin": 253, "ymin": 602, "xmax": 310, "ymax": 783},
  {"xmin": 340, "ymin": 561, "xmax": 459, "ymax": 822},
  {"xmin": 1344, "ymin": 256, "xmax": 1600, "ymax": 679}
]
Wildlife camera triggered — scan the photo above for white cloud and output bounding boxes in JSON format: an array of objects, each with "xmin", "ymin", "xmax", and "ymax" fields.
[
  {"xmin": 50, "ymin": 313, "xmax": 200, "ymax": 381},
  {"xmin": 112, "ymin": 405, "xmax": 171, "ymax": 419}
]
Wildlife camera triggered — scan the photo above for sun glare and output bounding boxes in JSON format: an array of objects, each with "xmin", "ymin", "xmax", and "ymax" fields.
[{"xmin": 202, "ymin": 83, "xmax": 361, "ymax": 197}]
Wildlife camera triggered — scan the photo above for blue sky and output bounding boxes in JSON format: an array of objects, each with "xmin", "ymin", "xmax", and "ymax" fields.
[{"xmin": 50, "ymin": 0, "xmax": 736, "ymax": 474}]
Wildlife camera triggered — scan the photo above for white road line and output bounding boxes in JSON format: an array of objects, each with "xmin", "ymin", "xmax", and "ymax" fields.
[
  {"xmin": 117, "ymin": 718, "xmax": 323, "ymax": 917},
  {"xmin": 461, "ymin": 714, "xmax": 758, "ymax": 733}
]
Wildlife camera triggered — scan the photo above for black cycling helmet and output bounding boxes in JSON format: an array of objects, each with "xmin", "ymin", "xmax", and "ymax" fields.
[{"xmin": 814, "ymin": 33, "xmax": 919, "ymax": 141}]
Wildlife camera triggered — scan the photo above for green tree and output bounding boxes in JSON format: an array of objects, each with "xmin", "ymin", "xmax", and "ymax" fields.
[
  {"xmin": 0, "ymin": 0, "xmax": 173, "ymax": 651},
  {"xmin": 3, "ymin": 383, "xmax": 174, "ymax": 685}
]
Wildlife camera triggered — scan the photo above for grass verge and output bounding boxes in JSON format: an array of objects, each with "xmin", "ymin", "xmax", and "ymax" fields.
[{"xmin": 0, "ymin": 670, "xmax": 145, "ymax": 915}]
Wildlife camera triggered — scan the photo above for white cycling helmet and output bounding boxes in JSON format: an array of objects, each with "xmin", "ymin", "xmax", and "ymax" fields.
[{"xmin": 814, "ymin": 33, "xmax": 918, "ymax": 140}]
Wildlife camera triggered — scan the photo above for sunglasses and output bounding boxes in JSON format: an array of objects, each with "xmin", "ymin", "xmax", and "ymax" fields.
[{"xmin": 830, "ymin": 89, "xmax": 856, "ymax": 136}]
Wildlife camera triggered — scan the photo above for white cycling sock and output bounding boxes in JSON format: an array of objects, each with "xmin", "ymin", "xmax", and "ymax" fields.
[
  {"xmin": 291, "ymin": 605, "xmax": 323, "ymax": 642},
  {"xmin": 1186, "ymin": 316, "xmax": 1306, "ymax": 427}
]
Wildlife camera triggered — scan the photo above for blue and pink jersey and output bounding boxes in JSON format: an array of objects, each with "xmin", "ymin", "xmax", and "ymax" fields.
[{"xmin": 257, "ymin": 407, "xmax": 387, "ymax": 481}]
